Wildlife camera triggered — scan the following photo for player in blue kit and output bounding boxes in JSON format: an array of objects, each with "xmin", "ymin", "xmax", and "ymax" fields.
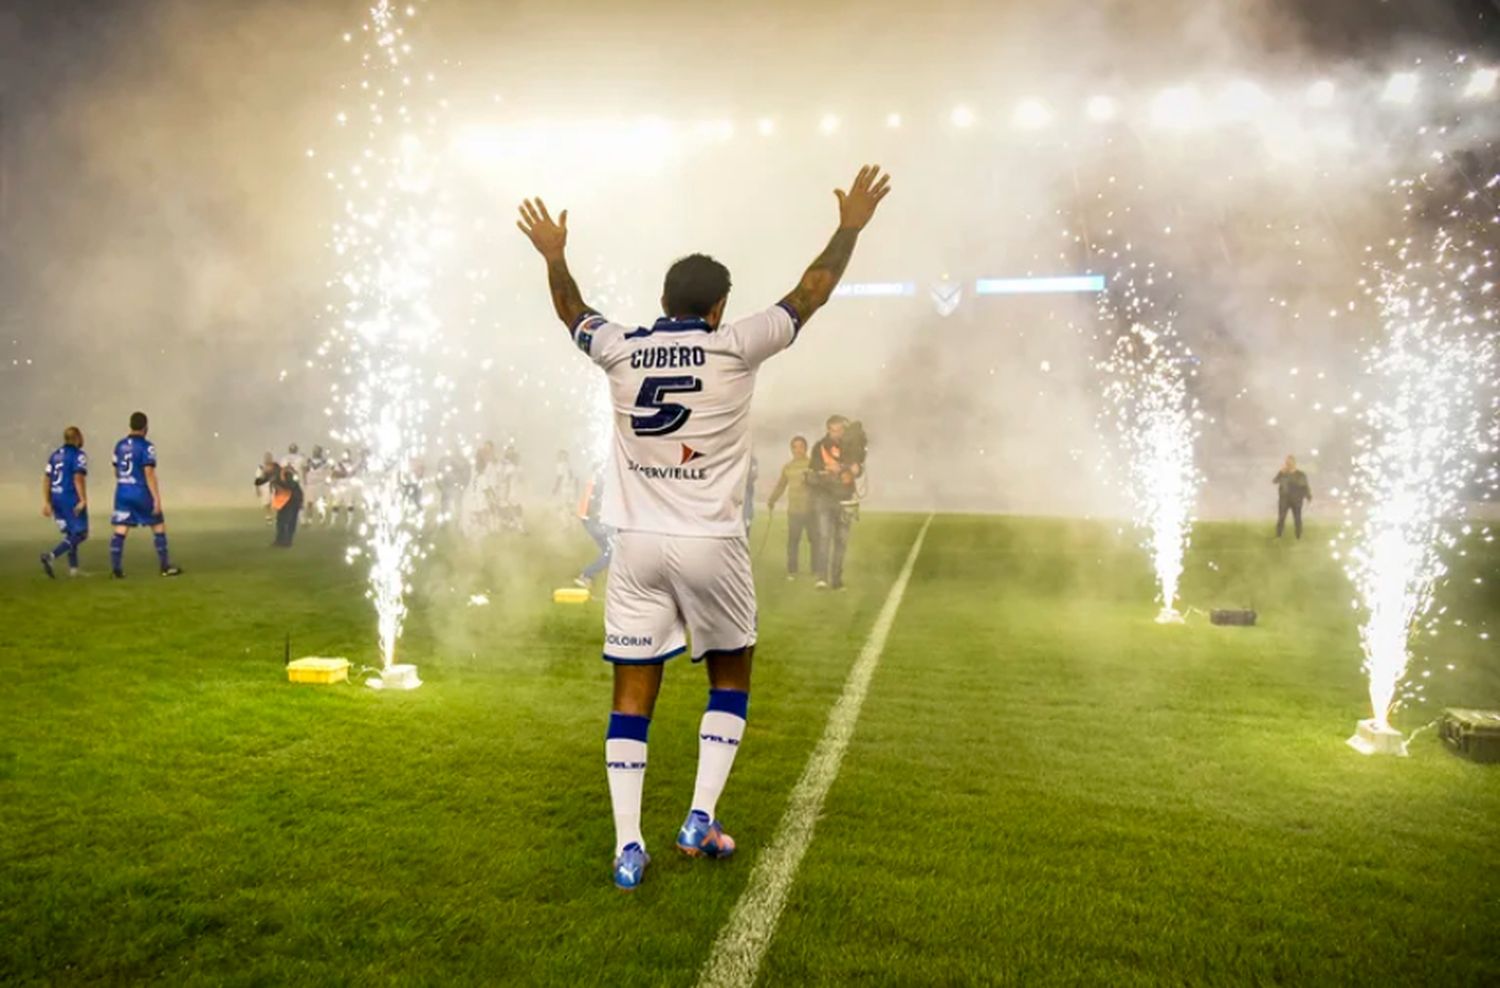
[
  {"xmin": 40, "ymin": 426, "xmax": 90, "ymax": 578},
  {"xmin": 110, "ymin": 411, "xmax": 182, "ymax": 578}
]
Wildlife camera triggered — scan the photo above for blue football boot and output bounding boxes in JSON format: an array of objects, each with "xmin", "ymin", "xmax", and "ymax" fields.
[
  {"xmin": 613, "ymin": 842, "xmax": 649, "ymax": 891},
  {"xmin": 676, "ymin": 809, "xmax": 736, "ymax": 859},
  {"xmin": 40, "ymin": 553, "xmax": 55, "ymax": 579}
]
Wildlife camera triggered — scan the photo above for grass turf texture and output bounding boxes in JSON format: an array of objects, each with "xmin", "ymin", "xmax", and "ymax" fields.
[{"xmin": 1, "ymin": 509, "xmax": 1497, "ymax": 986}]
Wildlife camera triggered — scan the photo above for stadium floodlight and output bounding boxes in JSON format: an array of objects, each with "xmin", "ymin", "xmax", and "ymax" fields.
[
  {"xmin": 1085, "ymin": 95, "xmax": 1117, "ymax": 122},
  {"xmin": 885, "ymin": 111, "xmax": 903, "ymax": 129},
  {"xmin": 819, "ymin": 113, "xmax": 841, "ymax": 135},
  {"xmin": 695, "ymin": 119, "xmax": 734, "ymax": 142},
  {"xmin": 1219, "ymin": 79, "xmax": 1270, "ymax": 119},
  {"xmin": 1306, "ymin": 79, "xmax": 1336, "ymax": 107},
  {"xmin": 1150, "ymin": 86, "xmax": 1205, "ymax": 129},
  {"xmin": 757, "ymin": 117, "xmax": 776, "ymax": 137},
  {"xmin": 951, "ymin": 105, "xmax": 976, "ymax": 128},
  {"xmin": 1464, "ymin": 67, "xmax": 1497, "ymax": 98},
  {"xmin": 626, "ymin": 116, "xmax": 679, "ymax": 157},
  {"xmin": 1012, "ymin": 99, "xmax": 1052, "ymax": 129},
  {"xmin": 1382, "ymin": 72, "xmax": 1419, "ymax": 104}
]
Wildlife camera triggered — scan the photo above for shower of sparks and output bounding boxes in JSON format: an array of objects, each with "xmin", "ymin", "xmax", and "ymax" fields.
[
  {"xmin": 319, "ymin": 0, "xmax": 453, "ymax": 669},
  {"xmin": 1094, "ymin": 255, "xmax": 1203, "ymax": 622},
  {"xmin": 1334, "ymin": 165, "xmax": 1499, "ymax": 729},
  {"xmin": 580, "ymin": 261, "xmax": 636, "ymax": 468}
]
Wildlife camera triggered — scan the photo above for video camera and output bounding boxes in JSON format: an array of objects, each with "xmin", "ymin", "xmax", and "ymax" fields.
[
  {"xmin": 841, "ymin": 420, "xmax": 869, "ymax": 470},
  {"xmin": 807, "ymin": 419, "xmax": 870, "ymax": 502}
]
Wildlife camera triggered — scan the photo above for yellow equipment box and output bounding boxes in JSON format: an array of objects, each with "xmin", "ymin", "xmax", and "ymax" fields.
[
  {"xmin": 553, "ymin": 587, "xmax": 591, "ymax": 604},
  {"xmin": 287, "ymin": 657, "xmax": 351, "ymax": 685}
]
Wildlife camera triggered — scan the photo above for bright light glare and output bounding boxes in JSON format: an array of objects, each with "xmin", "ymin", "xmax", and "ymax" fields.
[
  {"xmin": 819, "ymin": 113, "xmax": 841, "ymax": 135},
  {"xmin": 1464, "ymin": 67, "xmax": 1497, "ymax": 98},
  {"xmin": 756, "ymin": 117, "xmax": 775, "ymax": 137},
  {"xmin": 1219, "ymin": 80, "xmax": 1270, "ymax": 118},
  {"xmin": 451, "ymin": 124, "xmax": 504, "ymax": 162},
  {"xmin": 885, "ymin": 111, "xmax": 903, "ymax": 129},
  {"xmin": 950, "ymin": 105, "xmax": 976, "ymax": 128},
  {"xmin": 1306, "ymin": 79, "xmax": 1336, "ymax": 106},
  {"xmin": 695, "ymin": 119, "xmax": 734, "ymax": 142},
  {"xmin": 1382, "ymin": 72, "xmax": 1419, "ymax": 104},
  {"xmin": 1012, "ymin": 99, "xmax": 1052, "ymax": 129},
  {"xmin": 1151, "ymin": 86, "xmax": 1204, "ymax": 129},
  {"xmin": 1085, "ymin": 95, "xmax": 1117, "ymax": 122}
]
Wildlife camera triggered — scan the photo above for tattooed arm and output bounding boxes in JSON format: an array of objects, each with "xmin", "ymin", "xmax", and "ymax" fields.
[
  {"xmin": 516, "ymin": 197, "xmax": 596, "ymax": 330},
  {"xmin": 781, "ymin": 164, "xmax": 893, "ymax": 327}
]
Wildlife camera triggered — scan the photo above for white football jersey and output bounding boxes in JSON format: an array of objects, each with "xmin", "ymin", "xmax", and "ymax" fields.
[{"xmin": 575, "ymin": 303, "xmax": 799, "ymax": 537}]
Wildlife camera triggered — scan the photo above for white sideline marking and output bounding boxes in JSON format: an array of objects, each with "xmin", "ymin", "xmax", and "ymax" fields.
[{"xmin": 698, "ymin": 514, "xmax": 935, "ymax": 988}]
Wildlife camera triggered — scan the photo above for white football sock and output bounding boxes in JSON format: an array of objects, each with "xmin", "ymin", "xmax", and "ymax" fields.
[
  {"xmin": 691, "ymin": 709, "xmax": 747, "ymax": 820},
  {"xmin": 606, "ymin": 737, "xmax": 648, "ymax": 855}
]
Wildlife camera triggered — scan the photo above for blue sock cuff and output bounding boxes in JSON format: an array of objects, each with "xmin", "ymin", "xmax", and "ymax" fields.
[
  {"xmin": 607, "ymin": 713, "xmax": 651, "ymax": 743},
  {"xmin": 707, "ymin": 688, "xmax": 749, "ymax": 720},
  {"xmin": 153, "ymin": 533, "xmax": 168, "ymax": 547},
  {"xmin": 110, "ymin": 533, "xmax": 125, "ymax": 546}
]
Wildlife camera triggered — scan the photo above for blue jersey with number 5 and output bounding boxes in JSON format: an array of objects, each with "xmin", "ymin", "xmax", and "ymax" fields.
[
  {"xmin": 113, "ymin": 434, "xmax": 157, "ymax": 505},
  {"xmin": 46, "ymin": 444, "xmax": 88, "ymax": 512}
]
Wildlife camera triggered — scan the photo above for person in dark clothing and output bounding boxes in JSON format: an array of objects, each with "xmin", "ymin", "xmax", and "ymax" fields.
[
  {"xmin": 767, "ymin": 436, "xmax": 812, "ymax": 578},
  {"xmin": 1273, "ymin": 454, "xmax": 1313, "ymax": 539},
  {"xmin": 256, "ymin": 461, "xmax": 304, "ymax": 547},
  {"xmin": 807, "ymin": 415, "xmax": 860, "ymax": 589}
]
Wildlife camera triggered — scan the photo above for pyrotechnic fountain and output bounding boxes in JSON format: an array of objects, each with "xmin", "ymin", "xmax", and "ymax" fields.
[
  {"xmin": 581, "ymin": 262, "xmax": 632, "ymax": 467},
  {"xmin": 1339, "ymin": 165, "xmax": 1499, "ymax": 754},
  {"xmin": 1095, "ymin": 257, "xmax": 1203, "ymax": 623},
  {"xmin": 319, "ymin": 0, "xmax": 452, "ymax": 690}
]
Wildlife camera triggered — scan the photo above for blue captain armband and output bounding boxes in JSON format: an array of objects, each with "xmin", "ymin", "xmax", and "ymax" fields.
[
  {"xmin": 776, "ymin": 300, "xmax": 803, "ymax": 341},
  {"xmin": 572, "ymin": 311, "xmax": 607, "ymax": 354}
]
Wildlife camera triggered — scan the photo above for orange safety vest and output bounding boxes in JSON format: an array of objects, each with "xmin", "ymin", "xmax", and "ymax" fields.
[
  {"xmin": 272, "ymin": 467, "xmax": 295, "ymax": 511},
  {"xmin": 577, "ymin": 477, "xmax": 596, "ymax": 519}
]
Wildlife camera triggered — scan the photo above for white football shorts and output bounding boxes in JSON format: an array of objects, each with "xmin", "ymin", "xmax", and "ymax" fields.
[{"xmin": 603, "ymin": 531, "xmax": 757, "ymax": 664}]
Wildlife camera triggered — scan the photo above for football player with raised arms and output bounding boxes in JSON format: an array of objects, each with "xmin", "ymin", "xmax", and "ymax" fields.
[{"xmin": 516, "ymin": 165, "xmax": 892, "ymax": 889}]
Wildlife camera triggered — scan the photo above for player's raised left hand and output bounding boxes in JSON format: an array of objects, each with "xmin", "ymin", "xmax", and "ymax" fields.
[
  {"xmin": 516, "ymin": 198, "xmax": 568, "ymax": 259},
  {"xmin": 42, "ymin": 503, "xmax": 53, "ymax": 519}
]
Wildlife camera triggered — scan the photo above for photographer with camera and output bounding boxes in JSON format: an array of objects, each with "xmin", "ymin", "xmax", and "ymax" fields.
[{"xmin": 806, "ymin": 414, "xmax": 867, "ymax": 590}]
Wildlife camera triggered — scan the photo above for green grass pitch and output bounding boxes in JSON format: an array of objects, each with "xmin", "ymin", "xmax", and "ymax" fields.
[{"xmin": 2, "ymin": 509, "xmax": 1497, "ymax": 985}]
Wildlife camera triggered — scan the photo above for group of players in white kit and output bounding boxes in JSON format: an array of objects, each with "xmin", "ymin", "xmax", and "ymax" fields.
[{"xmin": 255, "ymin": 444, "xmax": 364, "ymax": 527}]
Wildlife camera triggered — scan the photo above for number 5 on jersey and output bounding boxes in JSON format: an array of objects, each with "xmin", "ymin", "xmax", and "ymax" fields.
[{"xmin": 631, "ymin": 375, "xmax": 704, "ymax": 437}]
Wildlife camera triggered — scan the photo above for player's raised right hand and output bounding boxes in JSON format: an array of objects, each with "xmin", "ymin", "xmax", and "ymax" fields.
[
  {"xmin": 835, "ymin": 165, "xmax": 892, "ymax": 232},
  {"xmin": 42, "ymin": 503, "xmax": 52, "ymax": 519}
]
